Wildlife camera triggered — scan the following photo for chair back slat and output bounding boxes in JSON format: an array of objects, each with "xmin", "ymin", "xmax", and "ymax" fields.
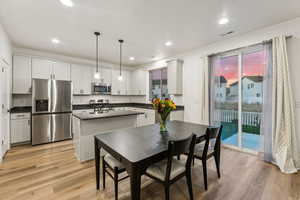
[{"xmin": 165, "ymin": 134, "xmax": 196, "ymax": 181}]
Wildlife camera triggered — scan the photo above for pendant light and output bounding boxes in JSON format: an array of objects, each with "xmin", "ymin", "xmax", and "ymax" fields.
[
  {"xmin": 94, "ymin": 32, "xmax": 101, "ymax": 80},
  {"xmin": 118, "ymin": 39, "xmax": 124, "ymax": 81}
]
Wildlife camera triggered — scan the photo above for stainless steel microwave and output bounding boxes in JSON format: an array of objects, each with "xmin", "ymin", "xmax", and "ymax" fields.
[{"xmin": 91, "ymin": 82, "xmax": 111, "ymax": 95}]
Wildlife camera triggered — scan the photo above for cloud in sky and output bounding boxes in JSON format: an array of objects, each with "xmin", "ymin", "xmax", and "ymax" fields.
[{"xmin": 214, "ymin": 50, "xmax": 266, "ymax": 86}]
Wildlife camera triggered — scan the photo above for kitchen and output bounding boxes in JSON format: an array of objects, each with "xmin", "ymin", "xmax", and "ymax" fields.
[{"xmin": 1, "ymin": 1, "xmax": 300, "ymax": 200}]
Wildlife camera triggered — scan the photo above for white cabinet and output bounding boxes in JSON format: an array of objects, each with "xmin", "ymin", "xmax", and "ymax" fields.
[
  {"xmin": 170, "ymin": 110, "xmax": 184, "ymax": 121},
  {"xmin": 129, "ymin": 69, "xmax": 147, "ymax": 95},
  {"xmin": 52, "ymin": 62, "xmax": 71, "ymax": 80},
  {"xmin": 167, "ymin": 59, "xmax": 183, "ymax": 95},
  {"xmin": 10, "ymin": 113, "xmax": 31, "ymax": 144},
  {"xmin": 12, "ymin": 55, "xmax": 32, "ymax": 94},
  {"xmin": 92, "ymin": 67, "xmax": 112, "ymax": 84},
  {"xmin": 32, "ymin": 58, "xmax": 52, "ymax": 79},
  {"xmin": 32, "ymin": 58, "xmax": 70, "ymax": 80},
  {"xmin": 111, "ymin": 69, "xmax": 127, "ymax": 95},
  {"xmin": 126, "ymin": 107, "xmax": 155, "ymax": 127},
  {"xmin": 71, "ymin": 64, "xmax": 92, "ymax": 95}
]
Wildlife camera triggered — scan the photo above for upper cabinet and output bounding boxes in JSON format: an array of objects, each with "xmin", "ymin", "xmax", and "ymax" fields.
[
  {"xmin": 52, "ymin": 62, "xmax": 71, "ymax": 81},
  {"xmin": 91, "ymin": 66, "xmax": 112, "ymax": 84},
  {"xmin": 111, "ymin": 69, "xmax": 127, "ymax": 95},
  {"xmin": 71, "ymin": 64, "xmax": 92, "ymax": 95},
  {"xmin": 32, "ymin": 58, "xmax": 70, "ymax": 81},
  {"xmin": 167, "ymin": 59, "xmax": 183, "ymax": 95},
  {"xmin": 129, "ymin": 69, "xmax": 147, "ymax": 95},
  {"xmin": 13, "ymin": 55, "xmax": 32, "ymax": 94},
  {"xmin": 32, "ymin": 58, "xmax": 52, "ymax": 79}
]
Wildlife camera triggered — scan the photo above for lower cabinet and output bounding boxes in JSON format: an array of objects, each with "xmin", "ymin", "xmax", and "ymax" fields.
[{"xmin": 10, "ymin": 113, "xmax": 31, "ymax": 144}]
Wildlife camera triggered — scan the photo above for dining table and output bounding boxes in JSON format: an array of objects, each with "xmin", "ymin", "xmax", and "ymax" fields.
[{"xmin": 94, "ymin": 120, "xmax": 208, "ymax": 200}]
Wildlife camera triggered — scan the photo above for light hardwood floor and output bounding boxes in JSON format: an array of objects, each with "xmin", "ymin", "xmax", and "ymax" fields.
[{"xmin": 0, "ymin": 140, "xmax": 299, "ymax": 200}]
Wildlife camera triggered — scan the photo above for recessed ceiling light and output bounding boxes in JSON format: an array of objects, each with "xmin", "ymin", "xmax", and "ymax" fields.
[
  {"xmin": 129, "ymin": 57, "xmax": 135, "ymax": 61},
  {"xmin": 165, "ymin": 41, "xmax": 173, "ymax": 46},
  {"xmin": 219, "ymin": 17, "xmax": 229, "ymax": 25},
  {"xmin": 60, "ymin": 0, "xmax": 74, "ymax": 7},
  {"xmin": 51, "ymin": 38, "xmax": 60, "ymax": 44}
]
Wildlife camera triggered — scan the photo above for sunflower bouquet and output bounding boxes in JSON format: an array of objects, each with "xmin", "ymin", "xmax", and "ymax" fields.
[{"xmin": 152, "ymin": 98, "xmax": 176, "ymax": 132}]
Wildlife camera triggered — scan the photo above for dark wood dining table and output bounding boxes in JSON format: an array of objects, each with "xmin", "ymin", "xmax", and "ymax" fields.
[{"xmin": 94, "ymin": 120, "xmax": 208, "ymax": 200}]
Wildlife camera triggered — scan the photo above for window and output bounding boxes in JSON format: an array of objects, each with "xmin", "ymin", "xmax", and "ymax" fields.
[
  {"xmin": 256, "ymin": 93, "xmax": 261, "ymax": 97},
  {"xmin": 149, "ymin": 68, "xmax": 169, "ymax": 100}
]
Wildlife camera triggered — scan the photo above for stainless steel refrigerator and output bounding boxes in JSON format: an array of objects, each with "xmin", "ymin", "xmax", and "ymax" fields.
[{"xmin": 32, "ymin": 79, "xmax": 72, "ymax": 145}]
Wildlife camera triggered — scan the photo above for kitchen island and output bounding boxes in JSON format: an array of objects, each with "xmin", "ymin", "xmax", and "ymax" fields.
[{"xmin": 72, "ymin": 110, "xmax": 144, "ymax": 162}]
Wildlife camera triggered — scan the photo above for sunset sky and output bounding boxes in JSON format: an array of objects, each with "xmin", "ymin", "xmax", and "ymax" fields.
[{"xmin": 214, "ymin": 50, "xmax": 266, "ymax": 86}]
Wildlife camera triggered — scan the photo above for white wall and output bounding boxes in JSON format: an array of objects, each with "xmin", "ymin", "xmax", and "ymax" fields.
[
  {"xmin": 139, "ymin": 17, "xmax": 300, "ymax": 124},
  {"xmin": 0, "ymin": 23, "xmax": 12, "ymax": 65}
]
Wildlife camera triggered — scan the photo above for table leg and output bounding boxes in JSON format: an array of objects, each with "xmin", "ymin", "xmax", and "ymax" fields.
[
  {"xmin": 94, "ymin": 140, "xmax": 100, "ymax": 190},
  {"xmin": 129, "ymin": 166, "xmax": 141, "ymax": 200}
]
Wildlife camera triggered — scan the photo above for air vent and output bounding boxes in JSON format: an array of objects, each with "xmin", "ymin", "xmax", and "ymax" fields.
[{"xmin": 221, "ymin": 31, "xmax": 234, "ymax": 37}]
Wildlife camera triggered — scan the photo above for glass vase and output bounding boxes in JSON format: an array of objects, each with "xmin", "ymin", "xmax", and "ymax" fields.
[{"xmin": 159, "ymin": 119, "xmax": 167, "ymax": 133}]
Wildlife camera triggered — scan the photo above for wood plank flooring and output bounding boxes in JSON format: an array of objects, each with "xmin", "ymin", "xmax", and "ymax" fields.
[{"xmin": 0, "ymin": 140, "xmax": 299, "ymax": 200}]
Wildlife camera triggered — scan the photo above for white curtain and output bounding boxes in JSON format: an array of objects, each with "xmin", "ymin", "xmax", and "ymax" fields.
[
  {"xmin": 200, "ymin": 56, "xmax": 209, "ymax": 125},
  {"xmin": 272, "ymin": 35, "xmax": 300, "ymax": 173}
]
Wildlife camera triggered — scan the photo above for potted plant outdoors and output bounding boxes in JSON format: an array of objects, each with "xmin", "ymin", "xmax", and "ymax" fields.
[{"xmin": 152, "ymin": 98, "xmax": 176, "ymax": 133}]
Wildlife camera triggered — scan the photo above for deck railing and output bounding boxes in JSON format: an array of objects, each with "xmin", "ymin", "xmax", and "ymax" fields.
[{"xmin": 213, "ymin": 109, "xmax": 261, "ymax": 126}]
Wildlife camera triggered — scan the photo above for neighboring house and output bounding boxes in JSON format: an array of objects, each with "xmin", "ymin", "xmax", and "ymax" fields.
[
  {"xmin": 215, "ymin": 76, "xmax": 227, "ymax": 102},
  {"xmin": 242, "ymin": 76, "xmax": 263, "ymax": 104},
  {"xmin": 227, "ymin": 76, "xmax": 263, "ymax": 104}
]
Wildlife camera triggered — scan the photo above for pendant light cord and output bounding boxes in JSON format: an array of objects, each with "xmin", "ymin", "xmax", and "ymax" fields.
[
  {"xmin": 95, "ymin": 32, "xmax": 100, "ymax": 73},
  {"xmin": 119, "ymin": 39, "xmax": 124, "ymax": 76}
]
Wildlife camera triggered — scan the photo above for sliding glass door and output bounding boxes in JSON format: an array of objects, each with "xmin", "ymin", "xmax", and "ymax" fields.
[{"xmin": 210, "ymin": 45, "xmax": 266, "ymax": 152}]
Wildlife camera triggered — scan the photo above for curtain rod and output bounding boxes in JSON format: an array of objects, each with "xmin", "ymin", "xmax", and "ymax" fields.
[{"xmin": 207, "ymin": 35, "xmax": 293, "ymax": 57}]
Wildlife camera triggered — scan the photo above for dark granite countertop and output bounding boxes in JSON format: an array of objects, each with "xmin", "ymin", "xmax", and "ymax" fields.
[
  {"xmin": 73, "ymin": 110, "xmax": 144, "ymax": 120},
  {"xmin": 10, "ymin": 103, "xmax": 184, "ymax": 113},
  {"xmin": 10, "ymin": 106, "xmax": 32, "ymax": 113}
]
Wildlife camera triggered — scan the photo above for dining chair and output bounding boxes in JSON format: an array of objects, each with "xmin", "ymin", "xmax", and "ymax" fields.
[
  {"xmin": 145, "ymin": 134, "xmax": 197, "ymax": 200},
  {"xmin": 193, "ymin": 125, "xmax": 223, "ymax": 190},
  {"xmin": 102, "ymin": 154, "xmax": 129, "ymax": 200}
]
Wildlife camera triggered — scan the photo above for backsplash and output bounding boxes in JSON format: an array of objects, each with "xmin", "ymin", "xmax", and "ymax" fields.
[{"xmin": 12, "ymin": 94, "xmax": 148, "ymax": 107}]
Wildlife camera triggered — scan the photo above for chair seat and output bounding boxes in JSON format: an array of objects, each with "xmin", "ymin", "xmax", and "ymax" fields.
[
  {"xmin": 104, "ymin": 154, "xmax": 125, "ymax": 169},
  {"xmin": 146, "ymin": 158, "xmax": 186, "ymax": 181},
  {"xmin": 194, "ymin": 141, "xmax": 215, "ymax": 157}
]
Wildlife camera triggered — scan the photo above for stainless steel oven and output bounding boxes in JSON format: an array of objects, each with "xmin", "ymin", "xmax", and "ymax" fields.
[{"xmin": 91, "ymin": 82, "xmax": 111, "ymax": 95}]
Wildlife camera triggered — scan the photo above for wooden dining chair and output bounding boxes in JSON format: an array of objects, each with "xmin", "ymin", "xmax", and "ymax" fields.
[
  {"xmin": 145, "ymin": 134, "xmax": 197, "ymax": 200},
  {"xmin": 102, "ymin": 154, "xmax": 129, "ymax": 200},
  {"xmin": 193, "ymin": 125, "xmax": 223, "ymax": 190}
]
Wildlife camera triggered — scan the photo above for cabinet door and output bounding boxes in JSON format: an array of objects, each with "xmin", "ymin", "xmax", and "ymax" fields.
[
  {"xmin": 52, "ymin": 62, "xmax": 71, "ymax": 81},
  {"xmin": 135, "ymin": 70, "xmax": 147, "ymax": 95},
  {"xmin": 92, "ymin": 67, "xmax": 112, "ymax": 84},
  {"xmin": 13, "ymin": 55, "xmax": 32, "ymax": 94},
  {"xmin": 11, "ymin": 119, "xmax": 31, "ymax": 144},
  {"xmin": 71, "ymin": 64, "xmax": 92, "ymax": 95},
  {"xmin": 32, "ymin": 58, "xmax": 52, "ymax": 79},
  {"xmin": 111, "ymin": 69, "xmax": 127, "ymax": 95}
]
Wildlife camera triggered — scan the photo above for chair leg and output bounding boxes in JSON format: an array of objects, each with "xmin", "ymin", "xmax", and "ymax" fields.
[
  {"xmin": 114, "ymin": 168, "xmax": 119, "ymax": 200},
  {"xmin": 102, "ymin": 158, "xmax": 106, "ymax": 189},
  {"xmin": 186, "ymin": 170, "xmax": 194, "ymax": 200},
  {"xmin": 202, "ymin": 160, "xmax": 208, "ymax": 190},
  {"xmin": 192, "ymin": 156, "xmax": 195, "ymax": 166},
  {"xmin": 164, "ymin": 185, "xmax": 170, "ymax": 200},
  {"xmin": 214, "ymin": 154, "xmax": 221, "ymax": 178}
]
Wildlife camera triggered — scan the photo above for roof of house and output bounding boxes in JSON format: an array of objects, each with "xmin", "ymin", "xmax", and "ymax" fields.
[
  {"xmin": 215, "ymin": 76, "xmax": 227, "ymax": 83},
  {"xmin": 229, "ymin": 75, "xmax": 263, "ymax": 87},
  {"xmin": 244, "ymin": 76, "xmax": 263, "ymax": 82}
]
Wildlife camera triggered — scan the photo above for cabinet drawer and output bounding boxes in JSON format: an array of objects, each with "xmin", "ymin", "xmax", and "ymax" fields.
[{"xmin": 11, "ymin": 113, "xmax": 31, "ymax": 120}]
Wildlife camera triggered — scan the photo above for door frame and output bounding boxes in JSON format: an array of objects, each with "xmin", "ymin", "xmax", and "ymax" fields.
[{"xmin": 213, "ymin": 45, "xmax": 264, "ymax": 153}]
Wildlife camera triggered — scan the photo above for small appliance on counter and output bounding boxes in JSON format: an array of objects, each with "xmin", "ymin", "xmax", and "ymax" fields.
[{"xmin": 31, "ymin": 79, "xmax": 73, "ymax": 145}]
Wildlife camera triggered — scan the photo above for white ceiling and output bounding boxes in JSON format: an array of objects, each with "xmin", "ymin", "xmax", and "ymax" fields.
[{"xmin": 1, "ymin": 0, "xmax": 300, "ymax": 66}]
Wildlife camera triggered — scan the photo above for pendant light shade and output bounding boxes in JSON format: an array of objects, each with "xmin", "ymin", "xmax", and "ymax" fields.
[
  {"xmin": 118, "ymin": 39, "xmax": 124, "ymax": 81},
  {"xmin": 94, "ymin": 32, "xmax": 101, "ymax": 80}
]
